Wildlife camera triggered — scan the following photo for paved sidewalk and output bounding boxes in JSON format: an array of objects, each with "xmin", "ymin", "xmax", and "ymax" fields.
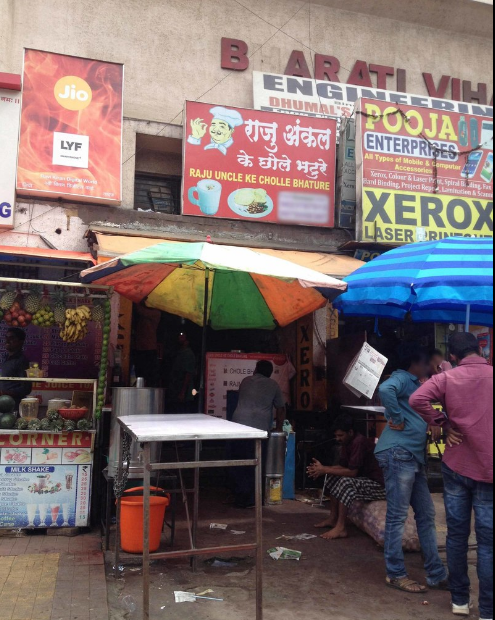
[{"xmin": 0, "ymin": 532, "xmax": 108, "ymax": 620}]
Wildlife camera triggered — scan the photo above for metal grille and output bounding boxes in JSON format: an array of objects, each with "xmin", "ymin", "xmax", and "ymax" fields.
[
  {"xmin": 0, "ymin": 262, "xmax": 39, "ymax": 279},
  {"xmin": 134, "ymin": 173, "xmax": 181, "ymax": 214}
]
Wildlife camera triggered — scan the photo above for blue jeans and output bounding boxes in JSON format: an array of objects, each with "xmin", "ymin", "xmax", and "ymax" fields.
[
  {"xmin": 443, "ymin": 463, "xmax": 494, "ymax": 619},
  {"xmin": 376, "ymin": 447, "xmax": 447, "ymax": 585}
]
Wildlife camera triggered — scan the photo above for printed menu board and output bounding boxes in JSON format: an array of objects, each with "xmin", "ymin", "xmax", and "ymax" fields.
[
  {"xmin": 0, "ymin": 321, "xmax": 101, "ymax": 380},
  {"xmin": 0, "ymin": 432, "xmax": 93, "ymax": 529},
  {"xmin": 206, "ymin": 353, "xmax": 295, "ymax": 419}
]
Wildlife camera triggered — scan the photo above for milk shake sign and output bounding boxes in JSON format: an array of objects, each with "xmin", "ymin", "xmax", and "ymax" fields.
[
  {"xmin": 17, "ymin": 50, "xmax": 124, "ymax": 205},
  {"xmin": 356, "ymin": 99, "xmax": 494, "ymax": 243}
]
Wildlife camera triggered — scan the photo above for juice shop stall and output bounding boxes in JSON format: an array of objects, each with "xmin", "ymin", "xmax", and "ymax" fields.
[{"xmin": 0, "ymin": 249, "xmax": 111, "ymax": 530}]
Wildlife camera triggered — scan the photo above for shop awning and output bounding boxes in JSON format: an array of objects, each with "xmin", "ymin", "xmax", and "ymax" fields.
[
  {"xmin": 0, "ymin": 246, "xmax": 95, "ymax": 266},
  {"xmin": 93, "ymin": 233, "xmax": 363, "ymax": 279}
]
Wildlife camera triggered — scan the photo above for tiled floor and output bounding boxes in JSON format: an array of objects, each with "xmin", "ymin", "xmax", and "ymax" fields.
[{"xmin": 0, "ymin": 533, "xmax": 108, "ymax": 620}]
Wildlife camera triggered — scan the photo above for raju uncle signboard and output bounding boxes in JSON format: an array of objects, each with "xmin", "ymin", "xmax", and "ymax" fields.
[
  {"xmin": 17, "ymin": 50, "xmax": 124, "ymax": 205},
  {"xmin": 183, "ymin": 101, "xmax": 337, "ymax": 227},
  {"xmin": 356, "ymin": 99, "xmax": 494, "ymax": 243}
]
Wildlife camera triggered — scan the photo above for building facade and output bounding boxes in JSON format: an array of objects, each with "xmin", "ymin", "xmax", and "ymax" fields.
[{"xmin": 0, "ymin": 0, "xmax": 493, "ymax": 254}]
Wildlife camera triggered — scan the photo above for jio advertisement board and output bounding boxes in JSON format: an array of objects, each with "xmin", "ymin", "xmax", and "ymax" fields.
[
  {"xmin": 17, "ymin": 50, "xmax": 124, "ymax": 204},
  {"xmin": 356, "ymin": 99, "xmax": 494, "ymax": 243},
  {"xmin": 0, "ymin": 87, "xmax": 21, "ymax": 230},
  {"xmin": 183, "ymin": 101, "xmax": 337, "ymax": 227}
]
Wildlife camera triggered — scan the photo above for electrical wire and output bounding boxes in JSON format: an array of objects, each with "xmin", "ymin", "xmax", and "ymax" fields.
[
  {"xmin": 231, "ymin": 0, "xmax": 354, "ymax": 75},
  {"xmin": 0, "ymin": 206, "xmax": 60, "ymax": 239},
  {"xmin": 121, "ymin": 1, "xmax": 312, "ymax": 169},
  {"xmin": 354, "ymin": 106, "xmax": 494, "ymax": 191}
]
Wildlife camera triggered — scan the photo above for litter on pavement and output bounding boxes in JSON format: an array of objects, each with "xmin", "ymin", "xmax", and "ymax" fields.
[
  {"xmin": 174, "ymin": 591, "xmax": 224, "ymax": 603},
  {"xmin": 210, "ymin": 523, "xmax": 229, "ymax": 530},
  {"xmin": 276, "ymin": 534, "xmax": 317, "ymax": 541},
  {"xmin": 268, "ymin": 547, "xmax": 303, "ymax": 561}
]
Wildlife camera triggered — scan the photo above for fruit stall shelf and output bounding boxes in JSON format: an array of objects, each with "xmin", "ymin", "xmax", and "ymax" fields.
[{"xmin": 1, "ymin": 277, "xmax": 112, "ymax": 530}]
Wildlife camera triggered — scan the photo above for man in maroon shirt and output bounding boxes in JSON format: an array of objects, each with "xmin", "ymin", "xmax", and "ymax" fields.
[
  {"xmin": 307, "ymin": 415, "xmax": 385, "ymax": 541},
  {"xmin": 410, "ymin": 333, "xmax": 494, "ymax": 620}
]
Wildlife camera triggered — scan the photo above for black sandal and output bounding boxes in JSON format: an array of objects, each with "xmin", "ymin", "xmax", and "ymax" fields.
[{"xmin": 386, "ymin": 577, "xmax": 428, "ymax": 594}]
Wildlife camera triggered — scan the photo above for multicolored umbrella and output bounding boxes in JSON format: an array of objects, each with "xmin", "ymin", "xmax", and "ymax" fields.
[
  {"xmin": 333, "ymin": 238, "xmax": 494, "ymax": 328},
  {"xmin": 80, "ymin": 241, "xmax": 347, "ymax": 330}
]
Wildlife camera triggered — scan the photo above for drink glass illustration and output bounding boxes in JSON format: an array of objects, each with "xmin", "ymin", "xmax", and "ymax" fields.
[
  {"xmin": 62, "ymin": 503, "xmax": 71, "ymax": 527},
  {"xmin": 38, "ymin": 504, "xmax": 47, "ymax": 527},
  {"xmin": 65, "ymin": 471, "xmax": 74, "ymax": 491},
  {"xmin": 50, "ymin": 504, "xmax": 61, "ymax": 528},
  {"xmin": 188, "ymin": 180, "xmax": 222, "ymax": 215},
  {"xmin": 38, "ymin": 474, "xmax": 50, "ymax": 491},
  {"xmin": 27, "ymin": 504, "xmax": 37, "ymax": 528}
]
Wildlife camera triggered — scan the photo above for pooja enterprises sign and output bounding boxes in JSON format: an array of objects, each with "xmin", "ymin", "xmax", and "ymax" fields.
[
  {"xmin": 355, "ymin": 99, "xmax": 494, "ymax": 243},
  {"xmin": 183, "ymin": 101, "xmax": 337, "ymax": 227}
]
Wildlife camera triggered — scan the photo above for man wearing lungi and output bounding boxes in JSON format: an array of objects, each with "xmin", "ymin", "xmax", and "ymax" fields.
[{"xmin": 307, "ymin": 415, "xmax": 385, "ymax": 540}]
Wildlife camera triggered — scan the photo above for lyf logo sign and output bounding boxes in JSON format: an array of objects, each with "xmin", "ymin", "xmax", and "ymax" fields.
[
  {"xmin": 54, "ymin": 76, "xmax": 93, "ymax": 111},
  {"xmin": 53, "ymin": 132, "xmax": 90, "ymax": 169}
]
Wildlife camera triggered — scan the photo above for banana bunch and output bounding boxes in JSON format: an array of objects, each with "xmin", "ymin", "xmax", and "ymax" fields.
[{"xmin": 60, "ymin": 306, "xmax": 92, "ymax": 343}]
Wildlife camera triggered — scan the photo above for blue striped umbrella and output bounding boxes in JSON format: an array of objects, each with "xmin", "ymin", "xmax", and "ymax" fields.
[{"xmin": 333, "ymin": 238, "xmax": 494, "ymax": 328}]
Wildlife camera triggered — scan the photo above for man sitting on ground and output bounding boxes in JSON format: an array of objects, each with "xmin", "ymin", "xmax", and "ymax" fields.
[{"xmin": 307, "ymin": 415, "xmax": 386, "ymax": 541}]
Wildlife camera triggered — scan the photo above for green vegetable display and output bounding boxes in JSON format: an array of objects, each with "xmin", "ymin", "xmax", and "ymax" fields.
[{"xmin": 95, "ymin": 298, "xmax": 112, "ymax": 421}]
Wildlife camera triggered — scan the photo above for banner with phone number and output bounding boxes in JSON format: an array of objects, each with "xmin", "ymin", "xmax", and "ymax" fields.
[{"xmin": 356, "ymin": 98, "xmax": 494, "ymax": 243}]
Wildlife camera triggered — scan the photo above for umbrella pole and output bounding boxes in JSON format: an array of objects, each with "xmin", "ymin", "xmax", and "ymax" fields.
[
  {"xmin": 465, "ymin": 303, "xmax": 472, "ymax": 332},
  {"xmin": 199, "ymin": 268, "xmax": 210, "ymax": 413}
]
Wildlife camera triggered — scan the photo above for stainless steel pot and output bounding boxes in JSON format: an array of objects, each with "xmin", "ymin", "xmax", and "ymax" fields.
[
  {"xmin": 108, "ymin": 387, "xmax": 165, "ymax": 479},
  {"xmin": 265, "ymin": 432, "xmax": 287, "ymax": 476}
]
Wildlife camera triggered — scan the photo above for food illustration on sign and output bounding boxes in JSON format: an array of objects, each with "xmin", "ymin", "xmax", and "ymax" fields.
[
  {"xmin": 228, "ymin": 189, "xmax": 274, "ymax": 219},
  {"xmin": 2, "ymin": 449, "xmax": 30, "ymax": 465},
  {"xmin": 64, "ymin": 449, "xmax": 91, "ymax": 464},
  {"xmin": 27, "ymin": 475, "xmax": 62, "ymax": 495},
  {"xmin": 33, "ymin": 448, "xmax": 60, "ymax": 465},
  {"xmin": 188, "ymin": 106, "xmax": 244, "ymax": 155},
  {"xmin": 188, "ymin": 180, "xmax": 223, "ymax": 216}
]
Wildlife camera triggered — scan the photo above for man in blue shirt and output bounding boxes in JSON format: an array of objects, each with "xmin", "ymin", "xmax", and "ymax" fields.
[{"xmin": 376, "ymin": 344, "xmax": 448, "ymax": 595}]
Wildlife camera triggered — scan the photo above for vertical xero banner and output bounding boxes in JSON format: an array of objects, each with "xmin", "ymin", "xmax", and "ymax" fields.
[
  {"xmin": 356, "ymin": 98, "xmax": 494, "ymax": 243},
  {"xmin": 183, "ymin": 101, "xmax": 337, "ymax": 227},
  {"xmin": 17, "ymin": 50, "xmax": 123, "ymax": 204},
  {"xmin": 0, "ymin": 84, "xmax": 21, "ymax": 230}
]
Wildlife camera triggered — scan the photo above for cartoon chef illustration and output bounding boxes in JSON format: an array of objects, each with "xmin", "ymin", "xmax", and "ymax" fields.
[{"xmin": 188, "ymin": 106, "xmax": 244, "ymax": 155}]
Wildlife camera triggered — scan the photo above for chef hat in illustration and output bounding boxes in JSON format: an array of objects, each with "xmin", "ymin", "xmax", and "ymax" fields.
[{"xmin": 210, "ymin": 106, "xmax": 244, "ymax": 129}]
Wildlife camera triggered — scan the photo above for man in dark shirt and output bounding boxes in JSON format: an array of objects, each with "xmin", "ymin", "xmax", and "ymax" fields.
[
  {"xmin": 0, "ymin": 328, "xmax": 32, "ymax": 407},
  {"xmin": 307, "ymin": 415, "xmax": 385, "ymax": 541}
]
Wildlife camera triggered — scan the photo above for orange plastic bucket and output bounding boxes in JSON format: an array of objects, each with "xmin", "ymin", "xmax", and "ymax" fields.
[{"xmin": 119, "ymin": 487, "xmax": 170, "ymax": 554}]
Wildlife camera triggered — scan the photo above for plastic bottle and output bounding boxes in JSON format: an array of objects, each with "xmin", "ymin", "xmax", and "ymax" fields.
[{"xmin": 121, "ymin": 595, "xmax": 137, "ymax": 614}]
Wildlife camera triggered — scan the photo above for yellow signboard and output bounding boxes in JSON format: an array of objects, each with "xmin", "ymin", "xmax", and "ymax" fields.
[
  {"xmin": 361, "ymin": 188, "xmax": 494, "ymax": 243},
  {"xmin": 356, "ymin": 98, "xmax": 494, "ymax": 244}
]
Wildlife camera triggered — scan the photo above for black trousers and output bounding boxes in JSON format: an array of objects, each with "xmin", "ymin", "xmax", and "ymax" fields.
[{"xmin": 228, "ymin": 439, "xmax": 268, "ymax": 507}]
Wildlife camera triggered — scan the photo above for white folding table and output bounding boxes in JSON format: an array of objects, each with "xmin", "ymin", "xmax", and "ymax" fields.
[{"xmin": 114, "ymin": 414, "xmax": 267, "ymax": 620}]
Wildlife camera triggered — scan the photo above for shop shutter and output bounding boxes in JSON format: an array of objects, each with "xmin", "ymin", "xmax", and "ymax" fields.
[{"xmin": 134, "ymin": 174, "xmax": 181, "ymax": 214}]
